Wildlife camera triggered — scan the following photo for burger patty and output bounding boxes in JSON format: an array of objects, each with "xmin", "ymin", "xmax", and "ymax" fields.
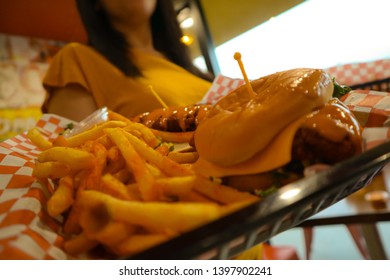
[
  {"xmin": 222, "ymin": 127, "xmax": 359, "ymax": 194},
  {"xmin": 292, "ymin": 127, "xmax": 358, "ymax": 164}
]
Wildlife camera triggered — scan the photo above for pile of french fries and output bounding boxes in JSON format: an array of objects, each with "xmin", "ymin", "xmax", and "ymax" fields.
[{"xmin": 27, "ymin": 110, "xmax": 259, "ymax": 258}]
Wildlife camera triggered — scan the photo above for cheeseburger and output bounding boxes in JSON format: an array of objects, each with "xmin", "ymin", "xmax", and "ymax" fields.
[{"xmin": 193, "ymin": 68, "xmax": 363, "ymax": 195}]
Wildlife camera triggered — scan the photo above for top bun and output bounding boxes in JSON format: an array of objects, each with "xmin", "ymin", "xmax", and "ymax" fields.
[{"xmin": 194, "ymin": 68, "xmax": 334, "ymax": 166}]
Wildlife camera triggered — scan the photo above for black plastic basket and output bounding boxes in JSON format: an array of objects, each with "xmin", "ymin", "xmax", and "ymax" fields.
[
  {"xmin": 350, "ymin": 77, "xmax": 390, "ymax": 92},
  {"xmin": 128, "ymin": 140, "xmax": 390, "ymax": 260}
]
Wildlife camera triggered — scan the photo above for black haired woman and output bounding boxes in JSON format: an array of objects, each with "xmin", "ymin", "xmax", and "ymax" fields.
[{"xmin": 42, "ymin": 0, "xmax": 214, "ymax": 121}]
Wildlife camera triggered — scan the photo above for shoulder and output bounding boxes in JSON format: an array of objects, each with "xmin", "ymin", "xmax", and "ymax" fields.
[
  {"xmin": 54, "ymin": 42, "xmax": 99, "ymax": 58},
  {"xmin": 44, "ymin": 43, "xmax": 110, "ymax": 89},
  {"xmin": 49, "ymin": 42, "xmax": 114, "ymax": 73}
]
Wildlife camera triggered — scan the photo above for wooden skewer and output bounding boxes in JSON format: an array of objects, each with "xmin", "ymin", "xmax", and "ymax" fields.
[
  {"xmin": 234, "ymin": 52, "xmax": 256, "ymax": 98},
  {"xmin": 148, "ymin": 85, "xmax": 168, "ymax": 109}
]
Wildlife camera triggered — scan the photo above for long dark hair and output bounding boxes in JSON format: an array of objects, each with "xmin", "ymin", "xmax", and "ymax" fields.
[{"xmin": 75, "ymin": 0, "xmax": 213, "ymax": 81}]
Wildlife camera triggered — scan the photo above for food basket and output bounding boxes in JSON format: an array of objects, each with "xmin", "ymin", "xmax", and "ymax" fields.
[
  {"xmin": 350, "ymin": 77, "xmax": 390, "ymax": 92},
  {"xmin": 1, "ymin": 86, "xmax": 390, "ymax": 260},
  {"xmin": 129, "ymin": 140, "xmax": 390, "ymax": 259}
]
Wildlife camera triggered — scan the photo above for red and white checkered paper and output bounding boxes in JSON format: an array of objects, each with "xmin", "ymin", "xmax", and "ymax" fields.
[
  {"xmin": 341, "ymin": 90, "xmax": 390, "ymax": 128},
  {"xmin": 199, "ymin": 74, "xmax": 245, "ymax": 105},
  {"xmin": 0, "ymin": 114, "xmax": 73, "ymax": 260},
  {"xmin": 1, "ymin": 77, "xmax": 390, "ymax": 259},
  {"xmin": 325, "ymin": 59, "xmax": 390, "ymax": 86}
]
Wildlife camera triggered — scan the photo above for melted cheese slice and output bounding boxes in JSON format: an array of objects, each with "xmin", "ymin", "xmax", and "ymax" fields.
[{"xmin": 193, "ymin": 117, "xmax": 305, "ymax": 178}]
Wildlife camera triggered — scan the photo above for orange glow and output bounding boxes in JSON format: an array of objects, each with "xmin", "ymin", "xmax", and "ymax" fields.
[{"xmin": 180, "ymin": 35, "xmax": 194, "ymax": 46}]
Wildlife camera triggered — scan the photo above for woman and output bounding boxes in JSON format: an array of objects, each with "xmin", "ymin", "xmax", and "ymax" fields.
[{"xmin": 42, "ymin": 0, "xmax": 213, "ymax": 121}]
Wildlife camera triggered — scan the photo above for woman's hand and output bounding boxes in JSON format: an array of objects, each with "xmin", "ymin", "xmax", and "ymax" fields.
[{"xmin": 47, "ymin": 84, "xmax": 98, "ymax": 122}]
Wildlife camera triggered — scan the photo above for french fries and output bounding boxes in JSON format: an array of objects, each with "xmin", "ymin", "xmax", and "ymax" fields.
[
  {"xmin": 154, "ymin": 176, "xmax": 196, "ymax": 198},
  {"xmin": 33, "ymin": 161, "xmax": 71, "ymax": 179},
  {"xmin": 47, "ymin": 176, "xmax": 74, "ymax": 217},
  {"xmin": 168, "ymin": 151, "xmax": 199, "ymax": 164},
  {"xmin": 79, "ymin": 190, "xmax": 221, "ymax": 232},
  {"xmin": 66, "ymin": 120, "xmax": 127, "ymax": 147},
  {"xmin": 27, "ymin": 127, "xmax": 52, "ymax": 150},
  {"xmin": 123, "ymin": 130, "xmax": 193, "ymax": 177},
  {"xmin": 110, "ymin": 234, "xmax": 173, "ymax": 257},
  {"xmin": 28, "ymin": 111, "xmax": 260, "ymax": 258},
  {"xmin": 100, "ymin": 173, "xmax": 139, "ymax": 201},
  {"xmin": 37, "ymin": 147, "xmax": 95, "ymax": 170},
  {"xmin": 150, "ymin": 129, "xmax": 194, "ymax": 143},
  {"xmin": 105, "ymin": 127, "xmax": 157, "ymax": 201},
  {"xmin": 63, "ymin": 232, "xmax": 99, "ymax": 256}
]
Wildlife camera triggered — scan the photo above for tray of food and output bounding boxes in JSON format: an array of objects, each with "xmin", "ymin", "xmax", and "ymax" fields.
[{"xmin": 1, "ymin": 67, "xmax": 389, "ymax": 260}]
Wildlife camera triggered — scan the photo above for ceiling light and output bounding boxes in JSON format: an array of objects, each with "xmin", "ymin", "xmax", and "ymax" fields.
[{"xmin": 180, "ymin": 17, "xmax": 194, "ymax": 29}]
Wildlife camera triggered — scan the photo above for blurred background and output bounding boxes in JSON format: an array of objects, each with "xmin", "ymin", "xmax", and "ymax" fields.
[{"xmin": 177, "ymin": 0, "xmax": 390, "ymax": 79}]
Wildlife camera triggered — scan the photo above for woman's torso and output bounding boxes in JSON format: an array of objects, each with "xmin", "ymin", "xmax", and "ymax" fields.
[{"xmin": 43, "ymin": 43, "xmax": 212, "ymax": 118}]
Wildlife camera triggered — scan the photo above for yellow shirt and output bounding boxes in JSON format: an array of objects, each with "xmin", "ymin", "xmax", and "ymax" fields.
[{"xmin": 42, "ymin": 43, "xmax": 211, "ymax": 118}]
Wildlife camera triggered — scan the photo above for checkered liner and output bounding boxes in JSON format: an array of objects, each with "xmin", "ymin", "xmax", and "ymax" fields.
[
  {"xmin": 1, "ymin": 84, "xmax": 390, "ymax": 259},
  {"xmin": 199, "ymin": 74, "xmax": 244, "ymax": 104},
  {"xmin": 325, "ymin": 59, "xmax": 390, "ymax": 86},
  {"xmin": 0, "ymin": 114, "xmax": 73, "ymax": 259},
  {"xmin": 341, "ymin": 90, "xmax": 390, "ymax": 128}
]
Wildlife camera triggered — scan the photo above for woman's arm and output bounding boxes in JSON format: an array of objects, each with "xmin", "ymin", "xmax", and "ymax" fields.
[{"xmin": 46, "ymin": 84, "xmax": 98, "ymax": 122}]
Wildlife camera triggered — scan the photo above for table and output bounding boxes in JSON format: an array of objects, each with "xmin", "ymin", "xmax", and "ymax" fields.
[{"xmin": 298, "ymin": 169, "xmax": 390, "ymax": 260}]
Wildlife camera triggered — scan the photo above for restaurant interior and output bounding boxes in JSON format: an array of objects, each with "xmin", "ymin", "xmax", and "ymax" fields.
[{"xmin": 0, "ymin": 0, "xmax": 389, "ymax": 260}]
